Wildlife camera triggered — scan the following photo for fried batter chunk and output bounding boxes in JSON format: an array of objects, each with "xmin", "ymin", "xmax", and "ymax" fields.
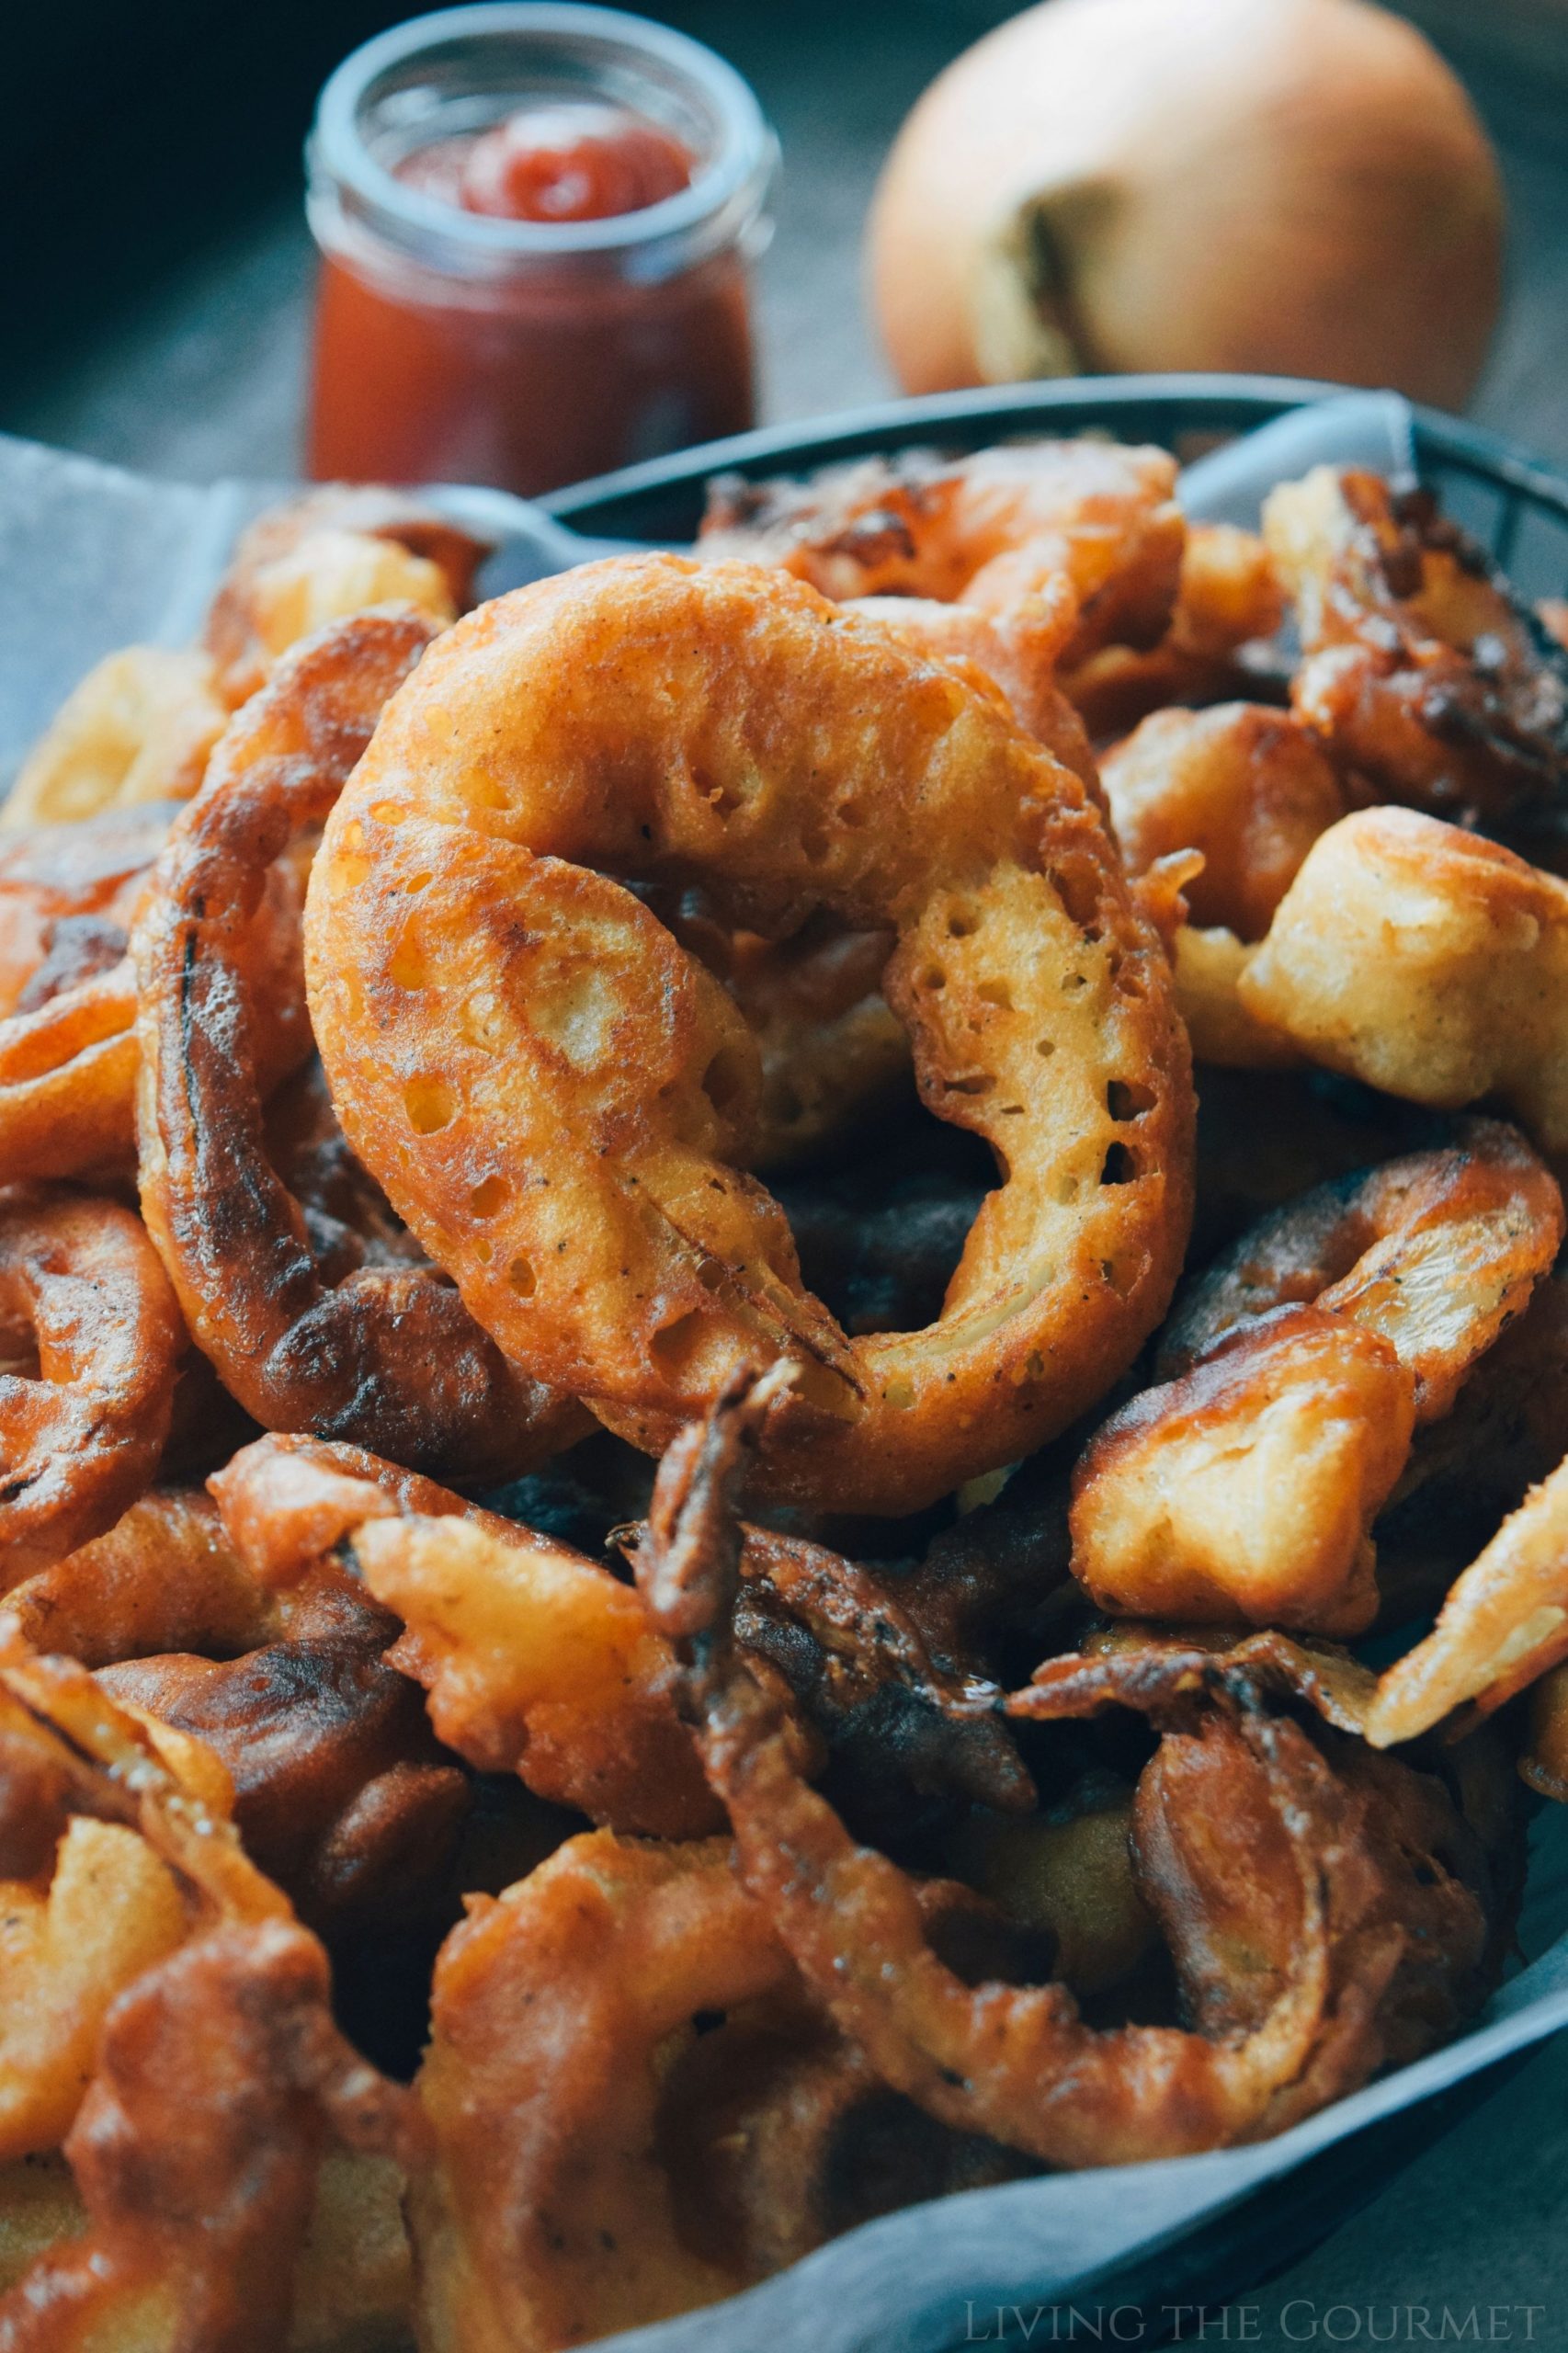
[
  {"xmin": 1235, "ymin": 809, "xmax": 1568, "ymax": 1152},
  {"xmin": 1265, "ymin": 467, "xmax": 1568, "ymax": 858},
  {"xmin": 1072, "ymin": 1126, "xmax": 1562, "ymax": 1633}
]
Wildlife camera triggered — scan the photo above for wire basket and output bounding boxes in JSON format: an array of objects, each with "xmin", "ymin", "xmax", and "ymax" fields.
[{"xmin": 545, "ymin": 370, "xmax": 1568, "ymax": 601}]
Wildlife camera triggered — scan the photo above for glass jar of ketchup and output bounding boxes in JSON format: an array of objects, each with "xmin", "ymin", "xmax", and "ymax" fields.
[{"xmin": 305, "ymin": 4, "xmax": 777, "ymax": 494}]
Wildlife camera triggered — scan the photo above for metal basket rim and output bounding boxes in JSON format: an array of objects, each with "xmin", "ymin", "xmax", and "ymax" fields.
[{"xmin": 541, "ymin": 369, "xmax": 1568, "ymax": 532}]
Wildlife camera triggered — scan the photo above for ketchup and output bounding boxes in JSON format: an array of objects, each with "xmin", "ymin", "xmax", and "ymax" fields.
[
  {"xmin": 306, "ymin": 17, "xmax": 773, "ymax": 500},
  {"xmin": 403, "ymin": 101, "xmax": 694, "ymax": 222}
]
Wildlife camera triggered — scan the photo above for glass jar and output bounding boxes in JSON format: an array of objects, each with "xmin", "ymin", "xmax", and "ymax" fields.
[{"xmin": 305, "ymin": 3, "xmax": 777, "ymax": 494}]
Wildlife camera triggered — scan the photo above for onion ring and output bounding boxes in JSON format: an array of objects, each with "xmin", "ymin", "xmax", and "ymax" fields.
[
  {"xmin": 203, "ymin": 484, "xmax": 486, "ymax": 709},
  {"xmin": 134, "ymin": 608, "xmax": 579, "ymax": 1476},
  {"xmin": 307, "ymin": 553, "xmax": 1193, "ymax": 1514},
  {"xmin": 410, "ymin": 1831, "xmax": 794, "ymax": 2353},
  {"xmin": 3, "ymin": 648, "xmax": 227, "ymax": 831},
  {"xmin": 0, "ymin": 1191, "xmax": 185, "ymax": 1586},
  {"xmin": 5, "ymin": 1487, "xmax": 277, "ymax": 1666},
  {"xmin": 632, "ymin": 1373, "xmax": 1491, "ymax": 2168},
  {"xmin": 0, "ymin": 802, "xmax": 173, "ymax": 1018},
  {"xmin": 699, "ymin": 440, "xmax": 1184, "ymax": 662},
  {"xmin": 1071, "ymin": 1124, "xmax": 1562, "ymax": 1632}
]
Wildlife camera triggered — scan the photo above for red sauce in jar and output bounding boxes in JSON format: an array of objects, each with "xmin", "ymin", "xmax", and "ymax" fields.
[{"xmin": 308, "ymin": 97, "xmax": 759, "ymax": 495}]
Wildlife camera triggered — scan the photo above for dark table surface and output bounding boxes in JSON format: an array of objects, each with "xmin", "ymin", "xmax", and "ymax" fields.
[{"xmin": 5, "ymin": 4, "xmax": 1568, "ymax": 2343}]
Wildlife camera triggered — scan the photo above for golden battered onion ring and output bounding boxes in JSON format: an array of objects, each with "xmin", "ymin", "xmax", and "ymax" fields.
[
  {"xmin": 1102, "ymin": 703, "xmax": 1345, "ymax": 942},
  {"xmin": 307, "ymin": 554, "xmax": 1193, "ymax": 1515},
  {"xmin": 0, "ymin": 815, "xmax": 310, "ymax": 1189},
  {"xmin": 1072, "ymin": 1125, "xmax": 1563, "ymax": 1633},
  {"xmin": 634, "ymin": 1375, "xmax": 1489, "ymax": 2169},
  {"xmin": 411, "ymin": 1831, "xmax": 794, "ymax": 2353},
  {"xmin": 0, "ymin": 1191, "xmax": 185, "ymax": 1586},
  {"xmin": 1234, "ymin": 809, "xmax": 1568, "ymax": 1150},
  {"xmin": 3, "ymin": 648, "xmax": 226, "ymax": 831},
  {"xmin": 1367, "ymin": 1453, "xmax": 1568, "ymax": 1747},
  {"xmin": 209, "ymin": 1432, "xmax": 720, "ymax": 1839},
  {"xmin": 204, "ymin": 484, "xmax": 486, "ymax": 709},
  {"xmin": 699, "ymin": 440, "xmax": 1184, "ymax": 663},
  {"xmin": 134, "ymin": 610, "xmax": 577, "ymax": 1477},
  {"xmin": 1264, "ymin": 467, "xmax": 1568, "ymax": 857},
  {"xmin": 0, "ymin": 802, "xmax": 173, "ymax": 1018}
]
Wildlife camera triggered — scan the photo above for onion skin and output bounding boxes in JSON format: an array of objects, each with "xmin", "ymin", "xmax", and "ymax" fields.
[{"xmin": 869, "ymin": 0, "xmax": 1504, "ymax": 412}]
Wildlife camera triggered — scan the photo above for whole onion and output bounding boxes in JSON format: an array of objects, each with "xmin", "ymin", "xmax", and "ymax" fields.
[{"xmin": 868, "ymin": 0, "xmax": 1504, "ymax": 410}]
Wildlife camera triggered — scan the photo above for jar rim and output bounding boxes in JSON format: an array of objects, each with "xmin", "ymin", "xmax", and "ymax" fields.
[{"xmin": 310, "ymin": 1, "xmax": 776, "ymax": 272}]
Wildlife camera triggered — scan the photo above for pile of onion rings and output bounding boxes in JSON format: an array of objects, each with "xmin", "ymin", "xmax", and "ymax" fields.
[{"xmin": 0, "ymin": 435, "xmax": 1561, "ymax": 2347}]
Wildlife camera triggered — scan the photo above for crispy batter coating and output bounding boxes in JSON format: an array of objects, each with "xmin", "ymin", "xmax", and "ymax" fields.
[
  {"xmin": 1074, "ymin": 1308, "xmax": 1415, "ymax": 1637},
  {"xmin": 1368, "ymin": 1454, "xmax": 1568, "ymax": 1747},
  {"xmin": 1074, "ymin": 1127, "xmax": 1563, "ymax": 1632},
  {"xmin": 699, "ymin": 440, "xmax": 1184, "ymax": 663},
  {"xmin": 0, "ymin": 1817, "xmax": 187, "ymax": 2163},
  {"xmin": 210, "ymin": 1433, "xmax": 720, "ymax": 1839},
  {"xmin": 4, "ymin": 649, "xmax": 227, "ymax": 831},
  {"xmin": 0, "ymin": 1191, "xmax": 186, "ymax": 1586},
  {"xmin": 0, "ymin": 802, "xmax": 173, "ymax": 1018},
  {"xmin": 1265, "ymin": 468, "xmax": 1568, "ymax": 857},
  {"xmin": 0, "ymin": 1632, "xmax": 422, "ymax": 2350},
  {"xmin": 1103, "ymin": 703, "xmax": 1346, "ymax": 941},
  {"xmin": 411, "ymin": 1832, "xmax": 795, "ymax": 2353},
  {"xmin": 97, "ymin": 1563, "xmax": 471, "ymax": 1932},
  {"xmin": 204, "ymin": 485, "xmax": 485, "ymax": 709},
  {"xmin": 1236, "ymin": 808, "xmax": 1568, "ymax": 1150},
  {"xmin": 0, "ymin": 815, "xmax": 309, "ymax": 1188},
  {"xmin": 135, "ymin": 609, "xmax": 579, "ymax": 1477},
  {"xmin": 634, "ymin": 1376, "xmax": 1492, "ymax": 2169},
  {"xmin": 1062, "ymin": 523, "xmax": 1288, "ymax": 738},
  {"xmin": 308, "ymin": 553, "xmax": 1193, "ymax": 1514},
  {"xmin": 6, "ymin": 1489, "xmax": 276, "ymax": 1667},
  {"xmin": 1163, "ymin": 1124, "xmax": 1563, "ymax": 1413}
]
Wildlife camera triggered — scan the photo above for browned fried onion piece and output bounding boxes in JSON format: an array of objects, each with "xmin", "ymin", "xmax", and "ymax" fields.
[
  {"xmin": 0, "ymin": 1192, "xmax": 185, "ymax": 1586},
  {"xmin": 0, "ymin": 1635, "xmax": 421, "ymax": 2353},
  {"xmin": 633, "ymin": 1372, "xmax": 1493, "ymax": 2170},
  {"xmin": 133, "ymin": 609, "xmax": 583, "ymax": 1478}
]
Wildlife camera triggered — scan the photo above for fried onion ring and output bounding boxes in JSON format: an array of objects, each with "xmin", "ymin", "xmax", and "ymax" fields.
[
  {"xmin": 0, "ymin": 802, "xmax": 173, "ymax": 1018},
  {"xmin": 1234, "ymin": 809, "xmax": 1568, "ymax": 1150},
  {"xmin": 204, "ymin": 484, "xmax": 485, "ymax": 709},
  {"xmin": 633, "ymin": 1374, "xmax": 1490, "ymax": 2168},
  {"xmin": 307, "ymin": 553, "xmax": 1193, "ymax": 1514},
  {"xmin": 0, "ymin": 1632, "xmax": 421, "ymax": 2351},
  {"xmin": 699, "ymin": 440, "xmax": 1184, "ymax": 663},
  {"xmin": 1061, "ymin": 523, "xmax": 1287, "ymax": 737},
  {"xmin": 411, "ymin": 1831, "xmax": 794, "ymax": 2353},
  {"xmin": 134, "ymin": 608, "xmax": 578, "ymax": 1476},
  {"xmin": 1071, "ymin": 1126, "xmax": 1562, "ymax": 1633},
  {"xmin": 0, "ymin": 1191, "xmax": 185, "ymax": 1586},
  {"xmin": 6, "ymin": 1487, "xmax": 277, "ymax": 1666},
  {"xmin": 4, "ymin": 648, "xmax": 226, "ymax": 831}
]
